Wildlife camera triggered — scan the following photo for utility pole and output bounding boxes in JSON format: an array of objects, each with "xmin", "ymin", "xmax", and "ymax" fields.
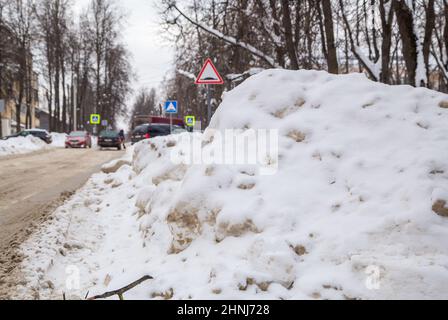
[
  {"xmin": 93, "ymin": 92, "xmax": 98, "ymax": 136},
  {"xmin": 73, "ymin": 78, "xmax": 77, "ymax": 131}
]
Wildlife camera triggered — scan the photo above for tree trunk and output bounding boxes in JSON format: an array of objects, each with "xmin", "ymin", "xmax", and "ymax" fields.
[
  {"xmin": 26, "ymin": 57, "xmax": 32, "ymax": 129},
  {"xmin": 54, "ymin": 53, "xmax": 61, "ymax": 131},
  {"xmin": 422, "ymin": 0, "xmax": 435, "ymax": 87},
  {"xmin": 379, "ymin": 0, "xmax": 395, "ymax": 84},
  {"xmin": 444, "ymin": 0, "xmax": 448, "ymax": 70},
  {"xmin": 281, "ymin": 0, "xmax": 299, "ymax": 69},
  {"xmin": 315, "ymin": 0, "xmax": 328, "ymax": 64},
  {"xmin": 321, "ymin": 0, "xmax": 339, "ymax": 74},
  {"xmin": 15, "ymin": 80, "xmax": 23, "ymax": 133},
  {"xmin": 267, "ymin": 0, "xmax": 286, "ymax": 68},
  {"xmin": 394, "ymin": 0, "xmax": 417, "ymax": 86},
  {"xmin": 16, "ymin": 47, "xmax": 26, "ymax": 133},
  {"xmin": 61, "ymin": 56, "xmax": 67, "ymax": 132}
]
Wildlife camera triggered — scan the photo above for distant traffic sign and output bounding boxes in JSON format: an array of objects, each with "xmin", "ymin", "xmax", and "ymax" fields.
[
  {"xmin": 164, "ymin": 101, "xmax": 178, "ymax": 114},
  {"xmin": 195, "ymin": 58, "xmax": 224, "ymax": 85},
  {"xmin": 90, "ymin": 114, "xmax": 101, "ymax": 125},
  {"xmin": 185, "ymin": 116, "xmax": 196, "ymax": 127},
  {"xmin": 101, "ymin": 120, "xmax": 108, "ymax": 127}
]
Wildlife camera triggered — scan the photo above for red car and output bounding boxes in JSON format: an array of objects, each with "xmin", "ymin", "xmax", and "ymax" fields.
[{"xmin": 65, "ymin": 131, "xmax": 92, "ymax": 149}]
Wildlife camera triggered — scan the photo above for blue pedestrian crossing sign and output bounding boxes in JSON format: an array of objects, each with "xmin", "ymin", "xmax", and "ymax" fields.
[
  {"xmin": 185, "ymin": 116, "xmax": 196, "ymax": 127},
  {"xmin": 164, "ymin": 101, "xmax": 178, "ymax": 114},
  {"xmin": 90, "ymin": 114, "xmax": 101, "ymax": 125}
]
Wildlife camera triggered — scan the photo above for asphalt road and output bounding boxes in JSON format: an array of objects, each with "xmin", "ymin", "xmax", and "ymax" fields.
[{"xmin": 0, "ymin": 148, "xmax": 124, "ymax": 299}]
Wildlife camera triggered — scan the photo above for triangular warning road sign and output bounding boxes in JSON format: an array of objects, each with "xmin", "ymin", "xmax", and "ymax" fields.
[
  {"xmin": 195, "ymin": 58, "xmax": 224, "ymax": 85},
  {"xmin": 164, "ymin": 101, "xmax": 178, "ymax": 114}
]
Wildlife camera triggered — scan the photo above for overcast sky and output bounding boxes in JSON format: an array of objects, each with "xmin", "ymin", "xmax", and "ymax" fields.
[{"xmin": 74, "ymin": 0, "xmax": 174, "ymax": 96}]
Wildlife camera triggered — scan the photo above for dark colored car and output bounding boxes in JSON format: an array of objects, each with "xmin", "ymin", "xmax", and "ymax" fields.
[
  {"xmin": 65, "ymin": 131, "xmax": 92, "ymax": 149},
  {"xmin": 131, "ymin": 124, "xmax": 182, "ymax": 145},
  {"xmin": 98, "ymin": 130, "xmax": 123, "ymax": 150},
  {"xmin": 3, "ymin": 129, "xmax": 52, "ymax": 144}
]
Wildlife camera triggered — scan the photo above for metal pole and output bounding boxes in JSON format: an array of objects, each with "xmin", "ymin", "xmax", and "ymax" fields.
[
  {"xmin": 0, "ymin": 100, "xmax": 3, "ymax": 138},
  {"xmin": 93, "ymin": 95, "xmax": 97, "ymax": 136},
  {"xmin": 170, "ymin": 113, "xmax": 173, "ymax": 134},
  {"xmin": 73, "ymin": 80, "xmax": 77, "ymax": 131},
  {"xmin": 207, "ymin": 84, "xmax": 212, "ymax": 127}
]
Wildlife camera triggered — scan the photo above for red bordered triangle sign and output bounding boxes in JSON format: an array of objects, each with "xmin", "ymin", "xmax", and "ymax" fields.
[{"xmin": 195, "ymin": 58, "xmax": 224, "ymax": 85}]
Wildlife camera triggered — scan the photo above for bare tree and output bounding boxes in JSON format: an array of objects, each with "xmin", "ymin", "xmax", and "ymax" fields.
[
  {"xmin": 394, "ymin": 0, "xmax": 435, "ymax": 87},
  {"xmin": 320, "ymin": 0, "xmax": 339, "ymax": 74},
  {"xmin": 379, "ymin": 0, "xmax": 396, "ymax": 83},
  {"xmin": 281, "ymin": 0, "xmax": 299, "ymax": 69},
  {"xmin": 432, "ymin": 0, "xmax": 448, "ymax": 88},
  {"xmin": 3, "ymin": 0, "xmax": 36, "ymax": 132},
  {"xmin": 129, "ymin": 87, "xmax": 159, "ymax": 130},
  {"xmin": 34, "ymin": 0, "xmax": 132, "ymax": 133}
]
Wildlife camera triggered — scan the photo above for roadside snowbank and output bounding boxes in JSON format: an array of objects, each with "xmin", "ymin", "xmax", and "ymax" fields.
[
  {"xmin": 0, "ymin": 133, "xmax": 67, "ymax": 157},
  {"xmin": 51, "ymin": 133, "xmax": 68, "ymax": 148},
  {"xmin": 16, "ymin": 70, "xmax": 448, "ymax": 300},
  {"xmin": 0, "ymin": 136, "xmax": 49, "ymax": 157}
]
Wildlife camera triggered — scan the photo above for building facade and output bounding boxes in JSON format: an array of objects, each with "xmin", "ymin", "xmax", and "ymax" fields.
[{"xmin": 0, "ymin": 24, "xmax": 40, "ymax": 138}]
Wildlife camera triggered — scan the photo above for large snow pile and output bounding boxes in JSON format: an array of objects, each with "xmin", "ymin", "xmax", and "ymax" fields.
[
  {"xmin": 16, "ymin": 70, "xmax": 448, "ymax": 300},
  {"xmin": 0, "ymin": 132, "xmax": 67, "ymax": 157},
  {"xmin": 0, "ymin": 135, "xmax": 50, "ymax": 157}
]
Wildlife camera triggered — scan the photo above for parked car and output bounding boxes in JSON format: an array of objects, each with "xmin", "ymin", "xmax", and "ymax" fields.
[
  {"xmin": 3, "ymin": 129, "xmax": 52, "ymax": 144},
  {"xmin": 65, "ymin": 131, "xmax": 92, "ymax": 149},
  {"xmin": 98, "ymin": 130, "xmax": 123, "ymax": 150},
  {"xmin": 131, "ymin": 124, "xmax": 184, "ymax": 145}
]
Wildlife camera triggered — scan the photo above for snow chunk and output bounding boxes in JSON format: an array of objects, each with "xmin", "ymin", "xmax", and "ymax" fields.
[{"xmin": 102, "ymin": 159, "xmax": 132, "ymax": 174}]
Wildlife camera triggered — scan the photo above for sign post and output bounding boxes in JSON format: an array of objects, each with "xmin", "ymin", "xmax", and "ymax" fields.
[
  {"xmin": 207, "ymin": 85, "xmax": 212, "ymax": 126},
  {"xmin": 90, "ymin": 114, "xmax": 101, "ymax": 135},
  {"xmin": 195, "ymin": 58, "xmax": 224, "ymax": 126}
]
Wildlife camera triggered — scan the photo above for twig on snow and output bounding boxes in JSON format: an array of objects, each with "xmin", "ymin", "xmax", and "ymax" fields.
[{"xmin": 87, "ymin": 275, "xmax": 154, "ymax": 301}]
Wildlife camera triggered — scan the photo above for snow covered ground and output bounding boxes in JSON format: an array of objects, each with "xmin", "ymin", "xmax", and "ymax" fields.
[
  {"xmin": 0, "ymin": 133, "xmax": 67, "ymax": 157},
  {"xmin": 14, "ymin": 70, "xmax": 448, "ymax": 300},
  {"xmin": 51, "ymin": 133, "xmax": 68, "ymax": 148}
]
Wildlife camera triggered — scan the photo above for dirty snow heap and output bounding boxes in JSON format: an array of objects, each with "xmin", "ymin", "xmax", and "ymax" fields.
[{"xmin": 17, "ymin": 70, "xmax": 448, "ymax": 300}]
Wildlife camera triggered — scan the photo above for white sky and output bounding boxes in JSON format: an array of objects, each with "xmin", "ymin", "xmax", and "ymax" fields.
[{"xmin": 73, "ymin": 0, "xmax": 174, "ymax": 97}]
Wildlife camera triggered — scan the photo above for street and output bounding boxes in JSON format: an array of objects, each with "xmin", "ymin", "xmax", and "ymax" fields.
[{"xmin": 0, "ymin": 148, "xmax": 124, "ymax": 298}]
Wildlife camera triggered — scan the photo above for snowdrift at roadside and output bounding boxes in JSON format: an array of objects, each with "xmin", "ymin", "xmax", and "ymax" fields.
[
  {"xmin": 0, "ymin": 135, "xmax": 49, "ymax": 157},
  {"xmin": 50, "ymin": 133, "xmax": 68, "ymax": 148},
  {"xmin": 0, "ymin": 133, "xmax": 67, "ymax": 157},
  {"xmin": 17, "ymin": 70, "xmax": 448, "ymax": 300},
  {"xmin": 131, "ymin": 70, "xmax": 448, "ymax": 299}
]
